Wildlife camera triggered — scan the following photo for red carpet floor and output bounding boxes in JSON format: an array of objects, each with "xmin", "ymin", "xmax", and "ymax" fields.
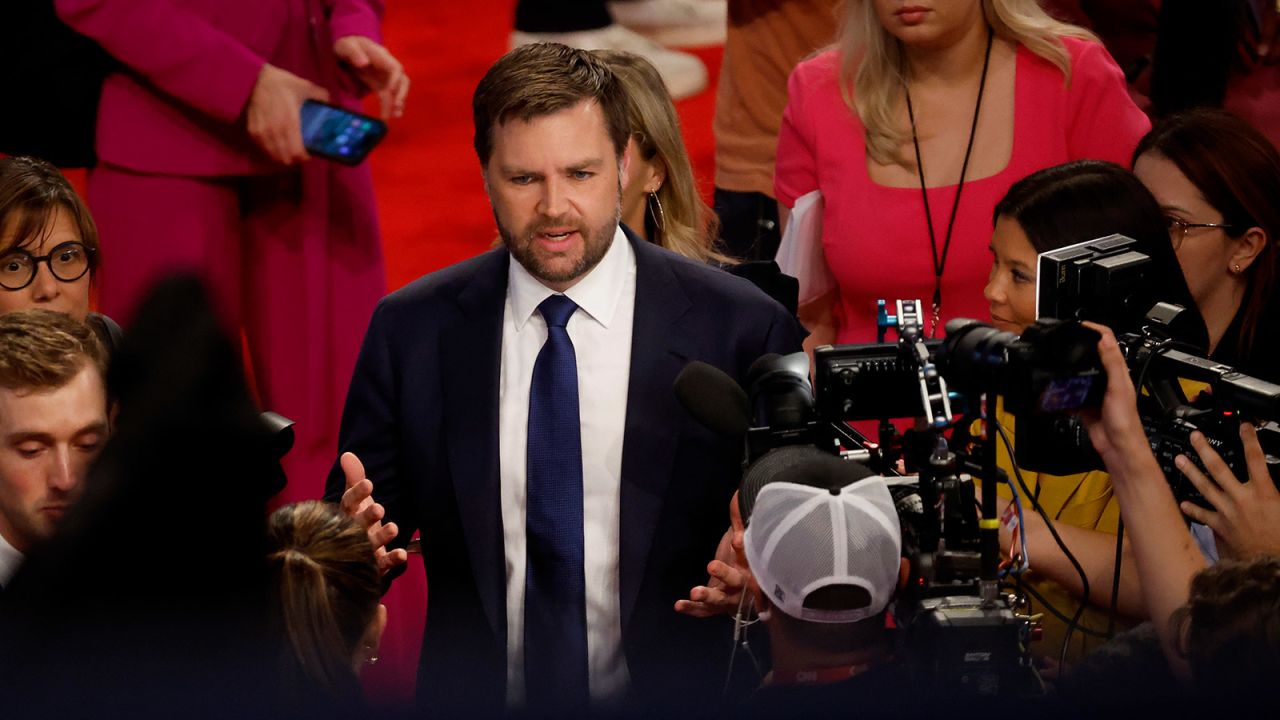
[{"xmin": 362, "ymin": 1, "xmax": 724, "ymax": 700}]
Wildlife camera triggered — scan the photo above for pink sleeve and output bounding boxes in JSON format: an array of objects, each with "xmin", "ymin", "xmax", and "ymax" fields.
[
  {"xmin": 329, "ymin": 0, "xmax": 384, "ymax": 43},
  {"xmin": 55, "ymin": 0, "xmax": 265, "ymax": 124},
  {"xmin": 1064, "ymin": 39, "xmax": 1151, "ymax": 166},
  {"xmin": 774, "ymin": 64, "xmax": 820, "ymax": 209}
]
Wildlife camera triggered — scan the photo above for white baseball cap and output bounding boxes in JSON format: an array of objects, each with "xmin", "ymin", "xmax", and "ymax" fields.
[{"xmin": 744, "ymin": 473, "xmax": 902, "ymax": 624}]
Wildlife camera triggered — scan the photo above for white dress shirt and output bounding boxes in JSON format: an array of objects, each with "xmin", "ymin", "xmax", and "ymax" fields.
[
  {"xmin": 499, "ymin": 227, "xmax": 636, "ymax": 706},
  {"xmin": 0, "ymin": 531, "xmax": 23, "ymax": 590}
]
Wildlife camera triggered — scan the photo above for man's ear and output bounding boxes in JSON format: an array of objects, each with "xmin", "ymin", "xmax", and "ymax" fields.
[
  {"xmin": 619, "ymin": 141, "xmax": 632, "ymax": 180},
  {"xmin": 753, "ymin": 586, "xmax": 771, "ymax": 616},
  {"xmin": 1231, "ymin": 226, "xmax": 1268, "ymax": 273},
  {"xmin": 897, "ymin": 557, "xmax": 910, "ymax": 592}
]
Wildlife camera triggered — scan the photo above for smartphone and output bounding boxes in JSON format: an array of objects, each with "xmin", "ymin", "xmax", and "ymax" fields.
[{"xmin": 300, "ymin": 99, "xmax": 388, "ymax": 165}]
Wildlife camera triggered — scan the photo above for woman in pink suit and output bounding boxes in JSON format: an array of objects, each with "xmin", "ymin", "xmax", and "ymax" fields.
[{"xmin": 55, "ymin": 0, "xmax": 409, "ymax": 502}]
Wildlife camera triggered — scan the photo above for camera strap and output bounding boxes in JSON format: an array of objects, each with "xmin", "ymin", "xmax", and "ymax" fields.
[{"xmin": 904, "ymin": 25, "xmax": 994, "ymax": 337}]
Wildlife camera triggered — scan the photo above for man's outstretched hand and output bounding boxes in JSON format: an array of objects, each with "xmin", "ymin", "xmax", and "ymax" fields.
[
  {"xmin": 340, "ymin": 451, "xmax": 408, "ymax": 575},
  {"xmin": 675, "ymin": 491, "xmax": 751, "ymax": 618}
]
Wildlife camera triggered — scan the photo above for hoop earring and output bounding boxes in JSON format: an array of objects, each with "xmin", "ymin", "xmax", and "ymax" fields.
[{"xmin": 647, "ymin": 191, "xmax": 667, "ymax": 236}]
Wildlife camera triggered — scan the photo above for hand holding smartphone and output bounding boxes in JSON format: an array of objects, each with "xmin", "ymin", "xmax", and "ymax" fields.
[{"xmin": 300, "ymin": 99, "xmax": 388, "ymax": 165}]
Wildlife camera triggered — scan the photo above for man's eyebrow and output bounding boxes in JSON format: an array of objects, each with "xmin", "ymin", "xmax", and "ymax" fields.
[
  {"xmin": 5, "ymin": 431, "xmax": 54, "ymax": 445},
  {"xmin": 5, "ymin": 422, "xmax": 108, "ymax": 446},
  {"xmin": 566, "ymin": 158, "xmax": 605, "ymax": 171},
  {"xmin": 75, "ymin": 421, "xmax": 109, "ymax": 438}
]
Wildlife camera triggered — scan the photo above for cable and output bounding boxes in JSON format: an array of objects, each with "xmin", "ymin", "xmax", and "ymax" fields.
[
  {"xmin": 993, "ymin": 419, "xmax": 1092, "ymax": 671},
  {"xmin": 1107, "ymin": 518, "xmax": 1125, "ymax": 638},
  {"xmin": 1004, "ymin": 577, "xmax": 1109, "ymax": 639},
  {"xmin": 722, "ymin": 589, "xmax": 763, "ymax": 697}
]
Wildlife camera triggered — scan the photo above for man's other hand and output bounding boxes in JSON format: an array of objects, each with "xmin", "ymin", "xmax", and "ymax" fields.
[
  {"xmin": 340, "ymin": 451, "xmax": 408, "ymax": 576},
  {"xmin": 675, "ymin": 492, "xmax": 751, "ymax": 618},
  {"xmin": 246, "ymin": 63, "xmax": 330, "ymax": 165},
  {"xmin": 334, "ymin": 35, "xmax": 410, "ymax": 119},
  {"xmin": 1178, "ymin": 424, "xmax": 1280, "ymax": 560}
]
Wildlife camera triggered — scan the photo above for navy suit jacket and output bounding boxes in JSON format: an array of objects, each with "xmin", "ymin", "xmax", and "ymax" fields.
[{"xmin": 326, "ymin": 230, "xmax": 803, "ymax": 711}]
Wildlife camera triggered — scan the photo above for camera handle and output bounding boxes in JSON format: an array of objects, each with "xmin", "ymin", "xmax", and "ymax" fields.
[{"xmin": 894, "ymin": 299, "xmax": 954, "ymax": 430}]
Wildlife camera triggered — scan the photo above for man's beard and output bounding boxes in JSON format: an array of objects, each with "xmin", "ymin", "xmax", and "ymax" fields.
[{"xmin": 497, "ymin": 206, "xmax": 620, "ymax": 286}]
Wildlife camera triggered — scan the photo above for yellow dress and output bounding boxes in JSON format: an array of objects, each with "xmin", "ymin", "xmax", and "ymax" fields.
[
  {"xmin": 983, "ymin": 406, "xmax": 1124, "ymax": 665},
  {"xmin": 976, "ymin": 380, "xmax": 1208, "ymax": 664}
]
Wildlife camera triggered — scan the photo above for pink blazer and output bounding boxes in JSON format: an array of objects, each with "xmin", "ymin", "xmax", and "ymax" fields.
[{"xmin": 56, "ymin": 0, "xmax": 383, "ymax": 177}]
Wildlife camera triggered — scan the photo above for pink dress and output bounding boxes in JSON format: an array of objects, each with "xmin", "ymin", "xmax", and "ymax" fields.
[{"xmin": 775, "ymin": 37, "xmax": 1151, "ymax": 343}]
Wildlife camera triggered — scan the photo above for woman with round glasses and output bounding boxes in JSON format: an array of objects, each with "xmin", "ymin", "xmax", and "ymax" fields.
[
  {"xmin": 1133, "ymin": 108, "xmax": 1280, "ymax": 381},
  {"xmin": 0, "ymin": 156, "xmax": 118, "ymax": 348}
]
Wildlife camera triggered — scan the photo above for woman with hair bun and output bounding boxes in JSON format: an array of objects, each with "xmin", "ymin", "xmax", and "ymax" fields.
[{"xmin": 267, "ymin": 500, "xmax": 385, "ymax": 703}]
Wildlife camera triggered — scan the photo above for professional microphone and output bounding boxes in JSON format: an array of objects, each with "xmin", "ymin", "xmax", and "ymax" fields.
[{"xmin": 674, "ymin": 361, "xmax": 751, "ymax": 436}]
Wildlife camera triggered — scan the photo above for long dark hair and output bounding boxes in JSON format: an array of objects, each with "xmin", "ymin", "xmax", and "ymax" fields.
[
  {"xmin": 1135, "ymin": 108, "xmax": 1280, "ymax": 361},
  {"xmin": 994, "ymin": 160, "xmax": 1168, "ymax": 254},
  {"xmin": 993, "ymin": 160, "xmax": 1201, "ymax": 338}
]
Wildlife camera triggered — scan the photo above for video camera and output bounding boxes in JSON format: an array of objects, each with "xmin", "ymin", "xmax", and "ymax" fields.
[
  {"xmin": 677, "ymin": 300, "xmax": 1049, "ymax": 700},
  {"xmin": 814, "ymin": 235, "xmax": 1280, "ymax": 506}
]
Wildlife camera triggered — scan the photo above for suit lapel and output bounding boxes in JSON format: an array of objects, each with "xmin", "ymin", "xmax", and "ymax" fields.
[
  {"xmin": 619, "ymin": 234, "xmax": 697, "ymax": 634},
  {"xmin": 441, "ymin": 249, "xmax": 509, "ymax": 641}
]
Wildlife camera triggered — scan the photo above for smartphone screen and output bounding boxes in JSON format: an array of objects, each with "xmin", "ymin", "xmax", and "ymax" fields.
[{"xmin": 300, "ymin": 100, "xmax": 388, "ymax": 165}]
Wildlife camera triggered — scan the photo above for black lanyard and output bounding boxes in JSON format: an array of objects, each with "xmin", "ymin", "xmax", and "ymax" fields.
[{"xmin": 904, "ymin": 26, "xmax": 995, "ymax": 336}]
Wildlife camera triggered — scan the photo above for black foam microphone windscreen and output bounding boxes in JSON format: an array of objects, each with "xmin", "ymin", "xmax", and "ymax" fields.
[{"xmin": 674, "ymin": 361, "xmax": 751, "ymax": 436}]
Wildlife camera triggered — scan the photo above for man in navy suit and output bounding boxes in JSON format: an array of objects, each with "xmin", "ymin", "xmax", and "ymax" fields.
[{"xmin": 326, "ymin": 43, "xmax": 802, "ymax": 714}]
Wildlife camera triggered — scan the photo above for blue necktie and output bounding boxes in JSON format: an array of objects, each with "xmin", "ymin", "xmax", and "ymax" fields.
[{"xmin": 524, "ymin": 294, "xmax": 589, "ymax": 709}]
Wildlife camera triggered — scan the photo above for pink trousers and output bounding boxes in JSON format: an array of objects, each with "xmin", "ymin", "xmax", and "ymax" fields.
[{"xmin": 88, "ymin": 160, "xmax": 386, "ymax": 503}]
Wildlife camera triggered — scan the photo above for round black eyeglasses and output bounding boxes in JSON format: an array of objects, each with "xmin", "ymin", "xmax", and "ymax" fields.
[{"xmin": 0, "ymin": 241, "xmax": 95, "ymax": 291}]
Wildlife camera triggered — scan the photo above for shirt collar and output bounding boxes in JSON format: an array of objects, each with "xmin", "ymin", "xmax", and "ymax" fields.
[
  {"xmin": 508, "ymin": 225, "xmax": 634, "ymax": 330},
  {"xmin": 0, "ymin": 530, "xmax": 23, "ymax": 589}
]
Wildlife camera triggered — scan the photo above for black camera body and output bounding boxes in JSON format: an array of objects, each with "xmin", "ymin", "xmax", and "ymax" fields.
[
  {"xmin": 1119, "ymin": 340, "xmax": 1280, "ymax": 507},
  {"xmin": 1036, "ymin": 233, "xmax": 1154, "ymax": 333},
  {"xmin": 748, "ymin": 301, "xmax": 1042, "ymax": 699},
  {"xmin": 1032, "ymin": 236, "xmax": 1280, "ymax": 506}
]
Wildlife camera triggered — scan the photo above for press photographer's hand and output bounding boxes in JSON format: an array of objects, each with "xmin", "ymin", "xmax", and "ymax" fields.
[
  {"xmin": 1177, "ymin": 424, "xmax": 1280, "ymax": 560},
  {"xmin": 675, "ymin": 491, "xmax": 750, "ymax": 617},
  {"xmin": 1079, "ymin": 322, "xmax": 1148, "ymax": 472}
]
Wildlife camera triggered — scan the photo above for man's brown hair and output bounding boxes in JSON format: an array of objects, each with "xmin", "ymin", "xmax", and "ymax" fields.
[
  {"xmin": 472, "ymin": 42, "xmax": 631, "ymax": 166},
  {"xmin": 0, "ymin": 309, "xmax": 107, "ymax": 391}
]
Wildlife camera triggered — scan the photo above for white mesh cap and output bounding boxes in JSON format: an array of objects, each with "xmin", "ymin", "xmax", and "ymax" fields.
[{"xmin": 744, "ymin": 477, "xmax": 902, "ymax": 624}]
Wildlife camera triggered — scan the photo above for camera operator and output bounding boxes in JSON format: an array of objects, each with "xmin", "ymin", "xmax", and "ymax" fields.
[
  {"xmin": 1081, "ymin": 322, "xmax": 1280, "ymax": 682},
  {"xmin": 1133, "ymin": 108, "xmax": 1280, "ymax": 383},
  {"xmin": 736, "ymin": 447, "xmax": 913, "ymax": 715},
  {"xmin": 979, "ymin": 159, "xmax": 1199, "ymax": 658}
]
